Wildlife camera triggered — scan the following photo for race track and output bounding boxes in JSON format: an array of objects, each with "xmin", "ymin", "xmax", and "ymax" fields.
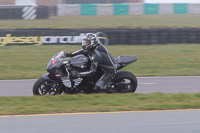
[
  {"xmin": 1, "ymin": 77, "xmax": 200, "ymax": 133},
  {"xmin": 0, "ymin": 76, "xmax": 199, "ymax": 96},
  {"xmin": 1, "ymin": 110, "xmax": 200, "ymax": 133}
]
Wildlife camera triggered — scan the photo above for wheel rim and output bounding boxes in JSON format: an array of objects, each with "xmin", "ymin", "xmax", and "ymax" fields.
[
  {"xmin": 39, "ymin": 81, "xmax": 60, "ymax": 95},
  {"xmin": 114, "ymin": 78, "xmax": 133, "ymax": 93}
]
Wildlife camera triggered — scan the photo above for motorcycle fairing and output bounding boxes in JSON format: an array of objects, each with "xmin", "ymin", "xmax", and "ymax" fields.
[
  {"xmin": 70, "ymin": 54, "xmax": 90, "ymax": 69},
  {"xmin": 116, "ymin": 56, "xmax": 137, "ymax": 70}
]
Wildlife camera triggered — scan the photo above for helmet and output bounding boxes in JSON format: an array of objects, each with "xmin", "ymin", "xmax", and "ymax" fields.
[{"xmin": 82, "ymin": 33, "xmax": 97, "ymax": 50}]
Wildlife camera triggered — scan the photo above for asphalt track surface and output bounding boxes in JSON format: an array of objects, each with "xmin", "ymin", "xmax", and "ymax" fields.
[
  {"xmin": 1, "ymin": 110, "xmax": 200, "ymax": 133},
  {"xmin": 0, "ymin": 77, "xmax": 200, "ymax": 133},
  {"xmin": 0, "ymin": 76, "xmax": 199, "ymax": 96}
]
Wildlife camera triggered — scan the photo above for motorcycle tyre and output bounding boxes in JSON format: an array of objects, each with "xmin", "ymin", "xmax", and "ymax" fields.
[
  {"xmin": 33, "ymin": 77, "xmax": 64, "ymax": 96},
  {"xmin": 112, "ymin": 71, "xmax": 138, "ymax": 93}
]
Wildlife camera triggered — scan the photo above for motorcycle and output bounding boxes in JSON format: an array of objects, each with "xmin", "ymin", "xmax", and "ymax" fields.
[{"xmin": 33, "ymin": 50, "xmax": 138, "ymax": 95}]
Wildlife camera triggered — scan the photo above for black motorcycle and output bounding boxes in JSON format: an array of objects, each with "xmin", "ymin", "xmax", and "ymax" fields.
[{"xmin": 33, "ymin": 50, "xmax": 138, "ymax": 95}]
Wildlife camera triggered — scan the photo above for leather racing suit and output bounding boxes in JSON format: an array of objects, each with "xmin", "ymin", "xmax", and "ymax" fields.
[{"xmin": 67, "ymin": 43, "xmax": 117, "ymax": 91}]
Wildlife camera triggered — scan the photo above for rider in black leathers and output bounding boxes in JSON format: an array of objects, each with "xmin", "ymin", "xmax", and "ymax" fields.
[{"xmin": 65, "ymin": 33, "xmax": 117, "ymax": 92}]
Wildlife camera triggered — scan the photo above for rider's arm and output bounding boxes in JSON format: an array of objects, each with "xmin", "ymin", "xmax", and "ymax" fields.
[
  {"xmin": 79, "ymin": 52, "xmax": 99, "ymax": 77},
  {"xmin": 65, "ymin": 49, "xmax": 89, "ymax": 57}
]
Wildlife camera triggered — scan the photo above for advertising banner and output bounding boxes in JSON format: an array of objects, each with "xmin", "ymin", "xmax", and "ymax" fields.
[
  {"xmin": 144, "ymin": 3, "xmax": 159, "ymax": 14},
  {"xmin": 174, "ymin": 3, "xmax": 188, "ymax": 14},
  {"xmin": 0, "ymin": 29, "xmax": 109, "ymax": 46},
  {"xmin": 114, "ymin": 4, "xmax": 129, "ymax": 15},
  {"xmin": 1, "ymin": 28, "xmax": 200, "ymax": 46},
  {"xmin": 81, "ymin": 4, "xmax": 97, "ymax": 16},
  {"xmin": 59, "ymin": 3, "xmax": 200, "ymax": 16}
]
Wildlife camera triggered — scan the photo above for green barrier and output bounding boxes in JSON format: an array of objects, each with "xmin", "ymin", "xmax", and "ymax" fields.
[
  {"xmin": 114, "ymin": 3, "xmax": 129, "ymax": 15},
  {"xmin": 174, "ymin": 3, "xmax": 188, "ymax": 14},
  {"xmin": 144, "ymin": 3, "xmax": 159, "ymax": 14},
  {"xmin": 81, "ymin": 4, "xmax": 97, "ymax": 16}
]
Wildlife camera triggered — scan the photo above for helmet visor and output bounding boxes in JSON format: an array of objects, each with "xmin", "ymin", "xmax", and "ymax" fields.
[{"xmin": 82, "ymin": 40, "xmax": 91, "ymax": 47}]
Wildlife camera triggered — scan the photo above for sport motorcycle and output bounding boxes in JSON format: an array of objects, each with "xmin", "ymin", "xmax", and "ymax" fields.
[{"xmin": 33, "ymin": 50, "xmax": 138, "ymax": 95}]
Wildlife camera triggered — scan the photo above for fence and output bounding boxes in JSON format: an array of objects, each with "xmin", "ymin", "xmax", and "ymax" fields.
[
  {"xmin": 1, "ymin": 28, "xmax": 200, "ymax": 46},
  {"xmin": 58, "ymin": 3, "xmax": 200, "ymax": 16}
]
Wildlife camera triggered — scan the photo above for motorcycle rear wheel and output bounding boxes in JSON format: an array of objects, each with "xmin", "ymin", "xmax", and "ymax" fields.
[
  {"xmin": 33, "ymin": 77, "xmax": 64, "ymax": 96},
  {"xmin": 111, "ymin": 71, "xmax": 137, "ymax": 93}
]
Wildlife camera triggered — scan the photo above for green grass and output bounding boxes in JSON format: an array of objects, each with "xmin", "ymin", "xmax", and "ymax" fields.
[
  {"xmin": 0, "ymin": 44, "xmax": 200, "ymax": 79},
  {"xmin": 1, "ymin": 15, "xmax": 200, "ymax": 29},
  {"xmin": 0, "ymin": 44, "xmax": 199, "ymax": 115},
  {"xmin": 1, "ymin": 93, "xmax": 200, "ymax": 115},
  {"xmin": 1, "ymin": 15, "xmax": 200, "ymax": 115}
]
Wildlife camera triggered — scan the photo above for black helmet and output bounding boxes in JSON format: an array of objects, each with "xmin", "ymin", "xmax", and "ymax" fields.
[{"xmin": 82, "ymin": 33, "xmax": 97, "ymax": 50}]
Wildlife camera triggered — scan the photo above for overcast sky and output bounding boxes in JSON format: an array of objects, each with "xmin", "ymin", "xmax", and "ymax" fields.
[{"xmin": 145, "ymin": 0, "xmax": 200, "ymax": 3}]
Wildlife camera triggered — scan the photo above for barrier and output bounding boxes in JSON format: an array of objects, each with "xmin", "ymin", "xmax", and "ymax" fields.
[
  {"xmin": 1, "ymin": 3, "xmax": 200, "ymax": 18},
  {"xmin": 1, "ymin": 28, "xmax": 200, "ymax": 46},
  {"xmin": 58, "ymin": 3, "xmax": 200, "ymax": 16},
  {"xmin": 57, "ymin": 4, "xmax": 80, "ymax": 16},
  {"xmin": 0, "ymin": 6, "xmax": 22, "ymax": 19},
  {"xmin": 174, "ymin": 3, "xmax": 188, "ymax": 14},
  {"xmin": 114, "ymin": 4, "xmax": 129, "ymax": 15},
  {"xmin": 0, "ymin": 6, "xmax": 49, "ymax": 20},
  {"xmin": 22, "ymin": 6, "xmax": 37, "ymax": 19},
  {"xmin": 81, "ymin": 4, "xmax": 97, "ymax": 16},
  {"xmin": 144, "ymin": 3, "xmax": 159, "ymax": 14},
  {"xmin": 97, "ymin": 4, "xmax": 113, "ymax": 15}
]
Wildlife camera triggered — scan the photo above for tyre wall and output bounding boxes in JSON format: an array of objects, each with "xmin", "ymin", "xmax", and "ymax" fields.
[
  {"xmin": 0, "ymin": 28, "xmax": 200, "ymax": 46},
  {"xmin": 0, "ymin": 6, "xmax": 49, "ymax": 20}
]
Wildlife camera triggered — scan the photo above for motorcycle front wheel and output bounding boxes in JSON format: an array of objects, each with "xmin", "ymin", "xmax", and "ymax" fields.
[
  {"xmin": 111, "ymin": 71, "xmax": 138, "ymax": 93},
  {"xmin": 33, "ymin": 77, "xmax": 64, "ymax": 96}
]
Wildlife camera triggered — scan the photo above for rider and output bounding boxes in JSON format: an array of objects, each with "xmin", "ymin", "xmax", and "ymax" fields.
[{"xmin": 64, "ymin": 33, "xmax": 117, "ymax": 92}]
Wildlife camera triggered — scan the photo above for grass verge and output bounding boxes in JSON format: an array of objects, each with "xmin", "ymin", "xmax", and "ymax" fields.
[
  {"xmin": 1, "ymin": 15, "xmax": 200, "ymax": 29},
  {"xmin": 0, "ymin": 44, "xmax": 200, "ymax": 79},
  {"xmin": 1, "ymin": 93, "xmax": 200, "ymax": 115}
]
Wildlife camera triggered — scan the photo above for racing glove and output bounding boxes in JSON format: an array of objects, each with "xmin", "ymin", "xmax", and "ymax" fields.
[{"xmin": 64, "ymin": 52, "xmax": 72, "ymax": 57}]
